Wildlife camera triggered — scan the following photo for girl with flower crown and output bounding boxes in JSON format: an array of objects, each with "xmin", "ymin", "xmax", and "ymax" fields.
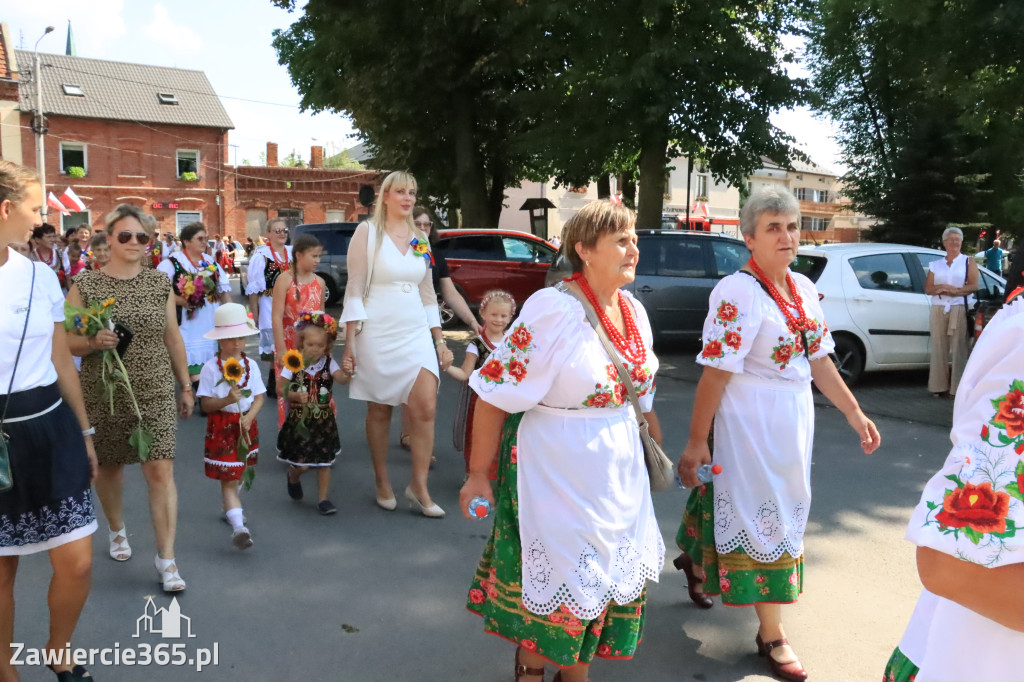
[
  {"xmin": 196, "ymin": 303, "xmax": 266, "ymax": 550},
  {"xmin": 277, "ymin": 312, "xmax": 350, "ymax": 516},
  {"xmin": 447, "ymin": 289, "xmax": 516, "ymax": 476}
]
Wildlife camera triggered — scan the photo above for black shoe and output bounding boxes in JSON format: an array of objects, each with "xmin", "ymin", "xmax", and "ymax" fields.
[
  {"xmin": 287, "ymin": 468, "xmax": 303, "ymax": 500},
  {"xmin": 47, "ymin": 664, "xmax": 93, "ymax": 681},
  {"xmin": 318, "ymin": 499, "xmax": 337, "ymax": 515}
]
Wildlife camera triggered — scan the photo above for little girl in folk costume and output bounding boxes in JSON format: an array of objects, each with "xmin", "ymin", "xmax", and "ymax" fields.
[
  {"xmin": 197, "ymin": 303, "xmax": 266, "ymax": 550},
  {"xmin": 447, "ymin": 289, "xmax": 516, "ymax": 475},
  {"xmin": 277, "ymin": 312, "xmax": 350, "ymax": 516}
]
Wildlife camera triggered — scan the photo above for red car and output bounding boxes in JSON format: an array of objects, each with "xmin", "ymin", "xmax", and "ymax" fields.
[{"xmin": 434, "ymin": 229, "xmax": 562, "ymax": 312}]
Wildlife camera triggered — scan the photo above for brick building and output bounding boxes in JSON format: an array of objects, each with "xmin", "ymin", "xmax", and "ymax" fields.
[{"xmin": 0, "ymin": 25, "xmax": 380, "ymax": 240}]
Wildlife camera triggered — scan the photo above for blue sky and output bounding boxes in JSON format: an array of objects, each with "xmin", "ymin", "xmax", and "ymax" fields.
[{"xmin": 6, "ymin": 1, "xmax": 844, "ymax": 173}]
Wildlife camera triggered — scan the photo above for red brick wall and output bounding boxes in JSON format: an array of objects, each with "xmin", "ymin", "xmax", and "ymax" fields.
[{"xmin": 19, "ymin": 113, "xmax": 229, "ymax": 236}]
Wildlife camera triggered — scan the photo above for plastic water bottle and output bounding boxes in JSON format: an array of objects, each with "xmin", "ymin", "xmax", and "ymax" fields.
[
  {"xmin": 676, "ymin": 463, "xmax": 723, "ymax": 489},
  {"xmin": 467, "ymin": 496, "xmax": 491, "ymax": 519}
]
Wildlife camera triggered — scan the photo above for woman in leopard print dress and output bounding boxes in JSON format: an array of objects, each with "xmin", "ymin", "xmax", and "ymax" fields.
[{"xmin": 67, "ymin": 204, "xmax": 194, "ymax": 593}]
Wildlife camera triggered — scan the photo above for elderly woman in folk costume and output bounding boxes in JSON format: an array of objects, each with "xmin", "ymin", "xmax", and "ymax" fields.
[
  {"xmin": 246, "ymin": 217, "xmax": 293, "ymax": 397},
  {"xmin": 884, "ymin": 264, "xmax": 1024, "ymax": 682},
  {"xmin": 675, "ymin": 188, "xmax": 880, "ymax": 682},
  {"xmin": 459, "ymin": 200, "xmax": 664, "ymax": 682}
]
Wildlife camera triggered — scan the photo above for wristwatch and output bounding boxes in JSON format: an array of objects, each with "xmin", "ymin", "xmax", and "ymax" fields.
[{"xmin": 434, "ymin": 338, "xmax": 447, "ymax": 348}]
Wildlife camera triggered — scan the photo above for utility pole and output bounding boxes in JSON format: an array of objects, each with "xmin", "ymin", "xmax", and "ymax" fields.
[{"xmin": 32, "ymin": 26, "xmax": 55, "ymax": 202}]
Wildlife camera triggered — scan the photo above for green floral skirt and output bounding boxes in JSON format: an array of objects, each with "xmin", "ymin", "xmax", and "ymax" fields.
[
  {"xmin": 676, "ymin": 481, "xmax": 803, "ymax": 606},
  {"xmin": 882, "ymin": 647, "xmax": 919, "ymax": 682},
  {"xmin": 466, "ymin": 412, "xmax": 646, "ymax": 667}
]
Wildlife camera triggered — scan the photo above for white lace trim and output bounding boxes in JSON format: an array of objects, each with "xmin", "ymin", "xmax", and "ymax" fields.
[
  {"xmin": 713, "ymin": 488, "xmax": 809, "ymax": 563},
  {"xmin": 520, "ymin": 518, "xmax": 665, "ymax": 620}
]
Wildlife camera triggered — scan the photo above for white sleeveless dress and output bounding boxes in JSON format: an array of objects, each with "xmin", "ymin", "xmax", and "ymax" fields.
[{"xmin": 343, "ymin": 232, "xmax": 440, "ymax": 405}]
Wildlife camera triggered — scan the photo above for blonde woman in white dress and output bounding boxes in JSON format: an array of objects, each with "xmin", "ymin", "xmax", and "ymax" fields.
[{"xmin": 340, "ymin": 171, "xmax": 454, "ymax": 517}]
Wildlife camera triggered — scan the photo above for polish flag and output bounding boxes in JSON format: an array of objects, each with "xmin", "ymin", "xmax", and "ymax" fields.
[
  {"xmin": 691, "ymin": 201, "xmax": 709, "ymax": 217},
  {"xmin": 60, "ymin": 187, "xmax": 87, "ymax": 212},
  {"xmin": 47, "ymin": 192, "xmax": 70, "ymax": 216}
]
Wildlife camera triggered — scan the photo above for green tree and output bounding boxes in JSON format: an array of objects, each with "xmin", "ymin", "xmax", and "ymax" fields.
[
  {"xmin": 515, "ymin": 0, "xmax": 809, "ymax": 228},
  {"xmin": 809, "ymin": 0, "xmax": 1024, "ymax": 244},
  {"xmin": 271, "ymin": 0, "xmax": 539, "ymax": 226}
]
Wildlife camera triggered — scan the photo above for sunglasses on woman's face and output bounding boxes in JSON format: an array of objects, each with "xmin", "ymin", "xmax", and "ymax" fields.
[{"xmin": 116, "ymin": 231, "xmax": 151, "ymax": 245}]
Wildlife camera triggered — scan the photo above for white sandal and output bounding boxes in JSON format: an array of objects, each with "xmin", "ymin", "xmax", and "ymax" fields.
[
  {"xmin": 154, "ymin": 555, "xmax": 186, "ymax": 593},
  {"xmin": 108, "ymin": 526, "xmax": 132, "ymax": 562}
]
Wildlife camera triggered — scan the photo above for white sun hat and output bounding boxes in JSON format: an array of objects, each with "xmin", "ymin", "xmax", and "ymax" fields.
[{"xmin": 203, "ymin": 302, "xmax": 259, "ymax": 340}]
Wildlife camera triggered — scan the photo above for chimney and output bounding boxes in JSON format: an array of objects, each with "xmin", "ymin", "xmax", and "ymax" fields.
[
  {"xmin": 310, "ymin": 145, "xmax": 324, "ymax": 169},
  {"xmin": 266, "ymin": 142, "xmax": 279, "ymax": 167}
]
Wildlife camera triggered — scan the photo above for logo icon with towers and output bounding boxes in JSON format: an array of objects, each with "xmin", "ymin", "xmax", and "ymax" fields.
[{"xmin": 134, "ymin": 596, "xmax": 196, "ymax": 639}]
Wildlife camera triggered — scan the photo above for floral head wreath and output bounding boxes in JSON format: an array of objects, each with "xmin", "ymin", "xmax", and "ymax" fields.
[
  {"xmin": 479, "ymin": 289, "xmax": 517, "ymax": 317},
  {"xmin": 294, "ymin": 310, "xmax": 338, "ymax": 338}
]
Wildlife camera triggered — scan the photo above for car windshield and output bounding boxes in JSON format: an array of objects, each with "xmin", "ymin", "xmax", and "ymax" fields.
[{"xmin": 791, "ymin": 254, "xmax": 827, "ymax": 282}]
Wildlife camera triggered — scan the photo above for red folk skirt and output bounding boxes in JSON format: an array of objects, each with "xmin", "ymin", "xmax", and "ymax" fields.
[{"xmin": 204, "ymin": 411, "xmax": 259, "ymax": 482}]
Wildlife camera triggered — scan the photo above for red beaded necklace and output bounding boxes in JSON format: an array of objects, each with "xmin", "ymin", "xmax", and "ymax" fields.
[
  {"xmin": 268, "ymin": 245, "xmax": 289, "ymax": 270},
  {"xmin": 747, "ymin": 259, "xmax": 814, "ymax": 333},
  {"xmin": 217, "ymin": 352, "xmax": 251, "ymax": 390},
  {"xmin": 569, "ymin": 273, "xmax": 646, "ymax": 364}
]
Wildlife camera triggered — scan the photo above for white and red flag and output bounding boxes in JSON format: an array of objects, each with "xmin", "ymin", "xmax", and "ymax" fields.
[
  {"xmin": 60, "ymin": 187, "xmax": 86, "ymax": 212},
  {"xmin": 47, "ymin": 191, "xmax": 70, "ymax": 216},
  {"xmin": 691, "ymin": 200, "xmax": 709, "ymax": 217}
]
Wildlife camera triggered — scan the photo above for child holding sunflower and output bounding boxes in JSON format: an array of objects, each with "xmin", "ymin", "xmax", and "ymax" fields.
[
  {"xmin": 277, "ymin": 312, "xmax": 350, "ymax": 515},
  {"xmin": 197, "ymin": 303, "xmax": 266, "ymax": 549}
]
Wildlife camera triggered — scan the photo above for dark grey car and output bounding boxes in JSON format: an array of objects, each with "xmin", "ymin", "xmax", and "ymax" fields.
[
  {"xmin": 292, "ymin": 222, "xmax": 359, "ymax": 304},
  {"xmin": 625, "ymin": 230, "xmax": 748, "ymax": 343}
]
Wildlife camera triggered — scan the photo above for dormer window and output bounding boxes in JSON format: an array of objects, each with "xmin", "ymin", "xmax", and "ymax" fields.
[
  {"xmin": 157, "ymin": 92, "xmax": 179, "ymax": 105},
  {"xmin": 62, "ymin": 84, "xmax": 85, "ymax": 97}
]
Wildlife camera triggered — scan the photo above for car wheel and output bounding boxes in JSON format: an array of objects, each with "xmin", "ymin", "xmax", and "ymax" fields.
[
  {"xmin": 320, "ymin": 273, "xmax": 340, "ymax": 305},
  {"xmin": 831, "ymin": 333, "xmax": 865, "ymax": 386}
]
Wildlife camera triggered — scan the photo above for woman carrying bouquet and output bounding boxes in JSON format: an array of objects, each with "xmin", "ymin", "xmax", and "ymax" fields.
[
  {"xmin": 157, "ymin": 222, "xmax": 232, "ymax": 389},
  {"xmin": 67, "ymin": 204, "xmax": 195, "ymax": 592}
]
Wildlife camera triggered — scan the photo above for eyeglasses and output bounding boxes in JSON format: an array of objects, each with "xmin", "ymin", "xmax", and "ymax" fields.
[
  {"xmin": 271, "ymin": 228, "xmax": 289, "ymax": 235},
  {"xmin": 116, "ymin": 231, "xmax": 151, "ymax": 245},
  {"xmin": 413, "ymin": 221, "xmax": 432, "ymax": 228}
]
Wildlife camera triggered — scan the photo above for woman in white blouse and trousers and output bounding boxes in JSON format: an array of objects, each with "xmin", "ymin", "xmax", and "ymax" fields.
[
  {"xmin": 925, "ymin": 226, "xmax": 978, "ymax": 398},
  {"xmin": 340, "ymin": 171, "xmax": 453, "ymax": 518}
]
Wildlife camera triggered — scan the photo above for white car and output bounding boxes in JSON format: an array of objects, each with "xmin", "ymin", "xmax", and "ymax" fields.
[{"xmin": 794, "ymin": 243, "xmax": 1006, "ymax": 384}]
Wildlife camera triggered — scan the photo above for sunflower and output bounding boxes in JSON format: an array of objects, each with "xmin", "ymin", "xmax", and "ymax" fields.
[
  {"xmin": 222, "ymin": 357, "xmax": 244, "ymax": 384},
  {"xmin": 283, "ymin": 349, "xmax": 305, "ymax": 373},
  {"xmin": 102, "ymin": 297, "xmax": 116, "ymax": 308}
]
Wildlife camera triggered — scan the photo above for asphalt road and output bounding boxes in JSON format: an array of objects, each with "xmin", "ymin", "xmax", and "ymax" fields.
[{"xmin": 7, "ymin": 296, "xmax": 950, "ymax": 682}]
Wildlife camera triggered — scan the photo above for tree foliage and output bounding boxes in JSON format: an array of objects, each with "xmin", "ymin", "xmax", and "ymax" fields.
[
  {"xmin": 271, "ymin": 0, "xmax": 808, "ymax": 228},
  {"xmin": 809, "ymin": 0, "xmax": 1024, "ymax": 245}
]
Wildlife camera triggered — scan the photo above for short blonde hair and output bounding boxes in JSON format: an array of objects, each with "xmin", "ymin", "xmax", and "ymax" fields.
[
  {"xmin": 561, "ymin": 200, "xmax": 636, "ymax": 273},
  {"xmin": 105, "ymin": 204, "xmax": 152, "ymax": 234},
  {"xmin": 0, "ymin": 160, "xmax": 40, "ymax": 206}
]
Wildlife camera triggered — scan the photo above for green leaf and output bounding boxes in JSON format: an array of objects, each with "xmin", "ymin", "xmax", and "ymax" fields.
[
  {"xmin": 925, "ymin": 501, "xmax": 938, "ymax": 510},
  {"xmin": 998, "ymin": 433, "xmax": 1012, "ymax": 445},
  {"xmin": 295, "ymin": 419, "xmax": 311, "ymax": 441},
  {"xmin": 963, "ymin": 527, "xmax": 983, "ymax": 545},
  {"xmin": 944, "ymin": 474, "xmax": 964, "ymax": 488},
  {"xmin": 241, "ymin": 389, "xmax": 252, "ymax": 398},
  {"xmin": 1007, "ymin": 486, "xmax": 1024, "ymax": 502},
  {"xmin": 241, "ymin": 466, "xmax": 256, "ymax": 492},
  {"xmin": 236, "ymin": 437, "xmax": 249, "ymax": 462},
  {"xmin": 129, "ymin": 425, "xmax": 153, "ymax": 462},
  {"xmin": 1016, "ymin": 460, "xmax": 1024, "ymax": 477}
]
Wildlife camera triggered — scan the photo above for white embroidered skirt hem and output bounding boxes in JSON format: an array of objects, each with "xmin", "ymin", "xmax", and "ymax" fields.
[
  {"xmin": 712, "ymin": 373, "xmax": 814, "ymax": 563},
  {"xmin": 516, "ymin": 404, "xmax": 664, "ymax": 621}
]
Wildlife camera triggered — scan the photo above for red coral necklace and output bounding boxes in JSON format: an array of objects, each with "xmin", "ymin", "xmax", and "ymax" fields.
[
  {"xmin": 268, "ymin": 245, "xmax": 289, "ymax": 270},
  {"xmin": 217, "ymin": 353, "xmax": 251, "ymax": 389},
  {"xmin": 747, "ymin": 259, "xmax": 814, "ymax": 333},
  {"xmin": 570, "ymin": 273, "xmax": 646, "ymax": 364}
]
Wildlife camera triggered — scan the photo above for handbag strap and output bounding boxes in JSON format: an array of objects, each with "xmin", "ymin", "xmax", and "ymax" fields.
[
  {"xmin": 559, "ymin": 282, "xmax": 649, "ymax": 427},
  {"xmin": 1, "ymin": 261, "xmax": 36, "ymax": 429}
]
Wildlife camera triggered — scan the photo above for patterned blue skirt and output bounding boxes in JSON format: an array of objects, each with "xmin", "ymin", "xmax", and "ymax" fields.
[{"xmin": 0, "ymin": 383, "xmax": 96, "ymax": 555}]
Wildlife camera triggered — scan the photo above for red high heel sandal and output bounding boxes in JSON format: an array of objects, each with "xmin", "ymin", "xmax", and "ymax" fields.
[{"xmin": 673, "ymin": 552, "xmax": 713, "ymax": 609}]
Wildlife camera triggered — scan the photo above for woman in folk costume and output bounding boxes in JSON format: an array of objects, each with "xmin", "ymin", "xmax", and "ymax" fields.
[
  {"xmin": 459, "ymin": 200, "xmax": 664, "ymax": 682},
  {"xmin": 675, "ymin": 188, "xmax": 880, "ymax": 682},
  {"xmin": 883, "ymin": 270, "xmax": 1024, "ymax": 682},
  {"xmin": 246, "ymin": 217, "xmax": 292, "ymax": 397}
]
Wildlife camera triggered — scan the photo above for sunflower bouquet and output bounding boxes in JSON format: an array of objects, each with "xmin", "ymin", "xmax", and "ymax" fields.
[
  {"xmin": 64, "ymin": 298, "xmax": 154, "ymax": 461},
  {"xmin": 218, "ymin": 356, "xmax": 256, "ymax": 490},
  {"xmin": 281, "ymin": 349, "xmax": 326, "ymax": 441}
]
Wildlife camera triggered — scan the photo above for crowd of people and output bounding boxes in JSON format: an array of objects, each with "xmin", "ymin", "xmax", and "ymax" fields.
[{"xmin": 1, "ymin": 156, "xmax": 1022, "ymax": 682}]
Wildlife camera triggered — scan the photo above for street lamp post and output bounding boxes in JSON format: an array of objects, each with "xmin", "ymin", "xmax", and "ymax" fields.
[{"xmin": 32, "ymin": 26, "xmax": 55, "ymax": 202}]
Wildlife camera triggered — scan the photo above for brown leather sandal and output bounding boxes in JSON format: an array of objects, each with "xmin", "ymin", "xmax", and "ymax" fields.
[
  {"xmin": 515, "ymin": 648, "xmax": 545, "ymax": 680},
  {"xmin": 756, "ymin": 633, "xmax": 808, "ymax": 682},
  {"xmin": 673, "ymin": 552, "xmax": 714, "ymax": 609}
]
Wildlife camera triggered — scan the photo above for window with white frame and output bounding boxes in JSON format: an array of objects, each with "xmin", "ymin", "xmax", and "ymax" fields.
[
  {"xmin": 793, "ymin": 187, "xmax": 810, "ymax": 201},
  {"xmin": 695, "ymin": 174, "xmax": 709, "ymax": 198},
  {"xmin": 176, "ymin": 150, "xmax": 199, "ymax": 178},
  {"xmin": 60, "ymin": 142, "xmax": 87, "ymax": 175},
  {"xmin": 61, "ymin": 211, "xmax": 91, "ymax": 232},
  {"xmin": 801, "ymin": 216, "xmax": 828, "ymax": 231}
]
